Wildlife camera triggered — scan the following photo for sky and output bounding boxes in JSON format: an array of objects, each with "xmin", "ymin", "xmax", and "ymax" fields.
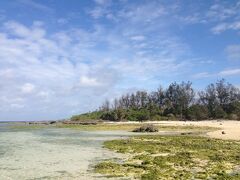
[{"xmin": 0, "ymin": 0, "xmax": 240, "ymax": 121}]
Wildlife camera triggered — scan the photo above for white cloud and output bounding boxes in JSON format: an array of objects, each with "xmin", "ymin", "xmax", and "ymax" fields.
[
  {"xmin": 57, "ymin": 18, "xmax": 68, "ymax": 25},
  {"xmin": 211, "ymin": 23, "xmax": 228, "ymax": 34},
  {"xmin": 173, "ymin": 1, "xmax": 240, "ymax": 34},
  {"xmin": 225, "ymin": 45, "xmax": 240, "ymax": 60},
  {"xmin": 130, "ymin": 35, "xmax": 145, "ymax": 41},
  {"xmin": 37, "ymin": 91, "xmax": 51, "ymax": 98},
  {"xmin": 118, "ymin": 2, "xmax": 167, "ymax": 24},
  {"xmin": 192, "ymin": 72, "xmax": 212, "ymax": 79},
  {"xmin": 0, "ymin": 69, "xmax": 14, "ymax": 79},
  {"xmin": 178, "ymin": 14, "xmax": 206, "ymax": 24},
  {"xmin": 88, "ymin": 7, "xmax": 106, "ymax": 19},
  {"xmin": 207, "ymin": 3, "xmax": 238, "ymax": 21},
  {"xmin": 10, "ymin": 103, "xmax": 25, "ymax": 109},
  {"xmin": 17, "ymin": 0, "xmax": 53, "ymax": 13},
  {"xmin": 4, "ymin": 21, "xmax": 30, "ymax": 37},
  {"xmin": 211, "ymin": 21, "xmax": 240, "ymax": 34},
  {"xmin": 4, "ymin": 21, "xmax": 46, "ymax": 39},
  {"xmin": 219, "ymin": 69, "xmax": 240, "ymax": 76},
  {"xmin": 88, "ymin": 0, "xmax": 112, "ymax": 19},
  {"xmin": 193, "ymin": 68, "xmax": 240, "ymax": 79},
  {"xmin": 0, "ymin": 14, "xmax": 193, "ymax": 120},
  {"xmin": 79, "ymin": 76, "xmax": 101, "ymax": 87},
  {"xmin": 94, "ymin": 0, "xmax": 111, "ymax": 5},
  {"xmin": 21, "ymin": 83, "xmax": 35, "ymax": 94}
]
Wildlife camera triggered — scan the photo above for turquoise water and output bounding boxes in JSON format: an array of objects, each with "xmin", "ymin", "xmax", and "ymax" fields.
[{"xmin": 0, "ymin": 123, "xmax": 131, "ymax": 180}]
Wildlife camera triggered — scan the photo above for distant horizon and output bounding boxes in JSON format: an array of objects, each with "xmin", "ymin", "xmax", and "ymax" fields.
[{"xmin": 0, "ymin": 0, "xmax": 239, "ymax": 121}]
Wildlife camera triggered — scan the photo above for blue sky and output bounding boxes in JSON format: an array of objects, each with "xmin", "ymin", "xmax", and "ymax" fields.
[{"xmin": 0, "ymin": 0, "xmax": 240, "ymax": 121}]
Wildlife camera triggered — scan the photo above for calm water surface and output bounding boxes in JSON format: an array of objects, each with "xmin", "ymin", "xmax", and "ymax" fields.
[{"xmin": 0, "ymin": 123, "xmax": 132, "ymax": 180}]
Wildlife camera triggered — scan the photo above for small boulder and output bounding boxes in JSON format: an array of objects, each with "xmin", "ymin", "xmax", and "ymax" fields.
[
  {"xmin": 133, "ymin": 124, "xmax": 158, "ymax": 133},
  {"xmin": 222, "ymin": 131, "xmax": 226, "ymax": 135}
]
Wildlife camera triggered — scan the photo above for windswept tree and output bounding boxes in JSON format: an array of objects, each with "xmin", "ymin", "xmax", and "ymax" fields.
[
  {"xmin": 90, "ymin": 79, "xmax": 240, "ymax": 121},
  {"xmin": 165, "ymin": 82, "xmax": 194, "ymax": 119},
  {"xmin": 199, "ymin": 79, "xmax": 240, "ymax": 118},
  {"xmin": 199, "ymin": 83, "xmax": 218, "ymax": 118},
  {"xmin": 216, "ymin": 79, "xmax": 240, "ymax": 110},
  {"xmin": 100, "ymin": 99, "xmax": 110, "ymax": 111}
]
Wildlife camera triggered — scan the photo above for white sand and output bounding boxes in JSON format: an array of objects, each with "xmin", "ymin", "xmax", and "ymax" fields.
[
  {"xmin": 110, "ymin": 120, "xmax": 240, "ymax": 140},
  {"xmin": 155, "ymin": 120, "xmax": 240, "ymax": 140}
]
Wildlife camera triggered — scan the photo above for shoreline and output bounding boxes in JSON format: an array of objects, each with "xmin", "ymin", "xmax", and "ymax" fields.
[
  {"xmin": 4, "ymin": 119, "xmax": 240, "ymax": 140},
  {"xmin": 104, "ymin": 120, "xmax": 240, "ymax": 140}
]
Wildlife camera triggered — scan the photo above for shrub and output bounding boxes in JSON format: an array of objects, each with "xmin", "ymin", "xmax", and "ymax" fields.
[
  {"xmin": 228, "ymin": 113, "xmax": 240, "ymax": 120},
  {"xmin": 226, "ymin": 101, "xmax": 240, "ymax": 120},
  {"xmin": 150, "ymin": 115, "xmax": 162, "ymax": 121},
  {"xmin": 167, "ymin": 113, "xmax": 175, "ymax": 120},
  {"xmin": 213, "ymin": 106, "xmax": 227, "ymax": 119},
  {"xmin": 100, "ymin": 111, "xmax": 118, "ymax": 121},
  {"xmin": 136, "ymin": 110, "xmax": 150, "ymax": 121},
  {"xmin": 71, "ymin": 111, "xmax": 102, "ymax": 121},
  {"xmin": 187, "ymin": 105, "xmax": 209, "ymax": 120},
  {"xmin": 126, "ymin": 109, "xmax": 150, "ymax": 121}
]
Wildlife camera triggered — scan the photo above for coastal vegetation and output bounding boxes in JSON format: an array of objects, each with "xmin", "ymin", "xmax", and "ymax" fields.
[
  {"xmin": 72, "ymin": 79, "xmax": 240, "ymax": 122},
  {"xmin": 95, "ymin": 135, "xmax": 240, "ymax": 179}
]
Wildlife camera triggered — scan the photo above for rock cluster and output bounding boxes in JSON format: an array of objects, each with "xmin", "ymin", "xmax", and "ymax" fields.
[{"xmin": 133, "ymin": 124, "xmax": 158, "ymax": 132}]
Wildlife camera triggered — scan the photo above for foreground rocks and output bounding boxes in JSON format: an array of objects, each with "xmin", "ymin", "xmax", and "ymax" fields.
[
  {"xmin": 28, "ymin": 121, "xmax": 57, "ymax": 125},
  {"xmin": 133, "ymin": 124, "xmax": 158, "ymax": 132},
  {"xmin": 62, "ymin": 120, "xmax": 103, "ymax": 125}
]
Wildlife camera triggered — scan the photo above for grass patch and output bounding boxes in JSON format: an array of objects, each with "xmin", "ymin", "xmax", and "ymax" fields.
[{"xmin": 95, "ymin": 135, "xmax": 240, "ymax": 179}]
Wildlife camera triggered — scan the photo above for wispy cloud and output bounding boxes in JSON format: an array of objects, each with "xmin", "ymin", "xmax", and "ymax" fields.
[
  {"xmin": 211, "ymin": 21, "xmax": 240, "ymax": 34},
  {"xmin": 1, "ymin": 0, "xmax": 239, "ymax": 120},
  {"xmin": 130, "ymin": 35, "xmax": 146, "ymax": 41},
  {"xmin": 207, "ymin": 3, "xmax": 238, "ymax": 21},
  {"xmin": 219, "ymin": 68, "xmax": 240, "ymax": 76},
  {"xmin": 192, "ymin": 72, "xmax": 212, "ymax": 79},
  {"xmin": 193, "ymin": 68, "xmax": 240, "ymax": 79},
  {"xmin": 225, "ymin": 44, "xmax": 240, "ymax": 60},
  {"xmin": 0, "ymin": 18, "xmax": 192, "ymax": 120},
  {"xmin": 17, "ymin": 0, "xmax": 54, "ymax": 13},
  {"xmin": 21, "ymin": 83, "xmax": 35, "ymax": 94}
]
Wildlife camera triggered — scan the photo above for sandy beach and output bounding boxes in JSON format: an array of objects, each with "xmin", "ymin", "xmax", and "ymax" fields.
[
  {"xmin": 108, "ymin": 120, "xmax": 240, "ymax": 140},
  {"xmin": 155, "ymin": 120, "xmax": 240, "ymax": 140}
]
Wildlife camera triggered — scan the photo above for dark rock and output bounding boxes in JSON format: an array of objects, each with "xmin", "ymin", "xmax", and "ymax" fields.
[
  {"xmin": 133, "ymin": 124, "xmax": 158, "ymax": 133},
  {"xmin": 180, "ymin": 132, "xmax": 193, "ymax": 135},
  {"xmin": 62, "ymin": 120, "xmax": 100, "ymax": 125}
]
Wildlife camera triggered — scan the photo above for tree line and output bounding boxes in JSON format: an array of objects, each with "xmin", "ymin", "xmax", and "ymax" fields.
[{"xmin": 72, "ymin": 79, "xmax": 240, "ymax": 121}]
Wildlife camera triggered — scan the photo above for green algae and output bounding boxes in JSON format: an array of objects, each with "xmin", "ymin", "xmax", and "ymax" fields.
[{"xmin": 95, "ymin": 135, "xmax": 240, "ymax": 179}]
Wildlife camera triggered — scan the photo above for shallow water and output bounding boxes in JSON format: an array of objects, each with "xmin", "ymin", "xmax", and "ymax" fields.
[{"xmin": 0, "ymin": 123, "xmax": 133, "ymax": 180}]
